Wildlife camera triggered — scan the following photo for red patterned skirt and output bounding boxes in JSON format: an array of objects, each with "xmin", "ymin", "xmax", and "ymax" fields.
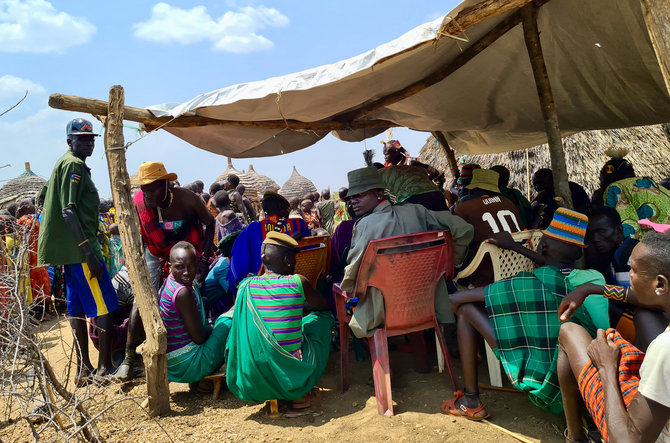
[{"xmin": 577, "ymin": 328, "xmax": 644, "ymax": 442}]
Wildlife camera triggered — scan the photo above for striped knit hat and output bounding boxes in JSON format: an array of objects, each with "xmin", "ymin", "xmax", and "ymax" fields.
[
  {"xmin": 457, "ymin": 164, "xmax": 481, "ymax": 185},
  {"xmin": 543, "ymin": 208, "xmax": 589, "ymax": 247}
]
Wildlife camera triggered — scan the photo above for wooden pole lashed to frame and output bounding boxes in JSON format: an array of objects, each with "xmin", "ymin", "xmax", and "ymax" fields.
[
  {"xmin": 104, "ymin": 85, "xmax": 171, "ymax": 416},
  {"xmin": 431, "ymin": 131, "xmax": 460, "ymax": 177},
  {"xmin": 521, "ymin": 3, "xmax": 573, "ymax": 209}
]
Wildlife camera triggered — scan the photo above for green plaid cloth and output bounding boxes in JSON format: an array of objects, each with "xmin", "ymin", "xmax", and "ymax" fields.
[{"xmin": 485, "ymin": 266, "xmax": 607, "ymax": 413}]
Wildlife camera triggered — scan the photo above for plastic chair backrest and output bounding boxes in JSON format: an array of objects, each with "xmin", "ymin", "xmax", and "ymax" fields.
[
  {"xmin": 353, "ymin": 230, "xmax": 454, "ymax": 336},
  {"xmin": 491, "ymin": 230, "xmax": 543, "ymax": 280},
  {"xmin": 294, "ymin": 235, "xmax": 331, "ymax": 287}
]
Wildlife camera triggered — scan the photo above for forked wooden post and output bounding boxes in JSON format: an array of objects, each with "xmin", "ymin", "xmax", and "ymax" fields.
[
  {"xmin": 639, "ymin": 0, "xmax": 670, "ymax": 96},
  {"xmin": 431, "ymin": 131, "xmax": 459, "ymax": 177},
  {"xmin": 521, "ymin": 3, "xmax": 573, "ymax": 209},
  {"xmin": 104, "ymin": 85, "xmax": 171, "ymax": 416}
]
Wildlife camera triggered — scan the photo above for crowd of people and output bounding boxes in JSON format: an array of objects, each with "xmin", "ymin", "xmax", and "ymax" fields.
[{"xmin": 3, "ymin": 120, "xmax": 670, "ymax": 442}]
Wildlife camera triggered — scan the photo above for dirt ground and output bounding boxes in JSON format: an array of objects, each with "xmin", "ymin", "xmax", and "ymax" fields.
[{"xmin": 1, "ymin": 315, "xmax": 567, "ymax": 442}]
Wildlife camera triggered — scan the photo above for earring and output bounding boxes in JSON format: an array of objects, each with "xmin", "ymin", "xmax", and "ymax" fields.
[{"xmin": 656, "ymin": 289, "xmax": 662, "ymax": 295}]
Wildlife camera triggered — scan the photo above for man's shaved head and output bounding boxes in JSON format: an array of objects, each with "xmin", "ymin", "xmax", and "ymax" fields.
[{"xmin": 261, "ymin": 243, "xmax": 297, "ymax": 275}]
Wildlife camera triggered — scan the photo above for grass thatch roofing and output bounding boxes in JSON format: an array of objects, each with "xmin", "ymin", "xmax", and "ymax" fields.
[
  {"xmin": 279, "ymin": 166, "xmax": 317, "ymax": 201},
  {"xmin": 215, "ymin": 159, "xmax": 280, "ymax": 202},
  {"xmin": 0, "ymin": 163, "xmax": 46, "ymax": 208},
  {"xmin": 243, "ymin": 165, "xmax": 280, "ymax": 195},
  {"xmin": 215, "ymin": 158, "xmax": 241, "ymax": 184},
  {"xmin": 419, "ymin": 124, "xmax": 670, "ymax": 197}
]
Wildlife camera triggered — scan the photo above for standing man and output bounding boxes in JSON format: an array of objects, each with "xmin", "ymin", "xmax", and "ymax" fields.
[{"xmin": 38, "ymin": 118, "xmax": 118, "ymax": 382}]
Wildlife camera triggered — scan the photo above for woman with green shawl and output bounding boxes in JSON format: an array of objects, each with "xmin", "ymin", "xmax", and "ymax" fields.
[{"xmin": 225, "ymin": 231, "xmax": 334, "ymax": 408}]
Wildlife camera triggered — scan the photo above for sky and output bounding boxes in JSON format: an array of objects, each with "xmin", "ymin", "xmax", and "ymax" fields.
[{"xmin": 0, "ymin": 0, "xmax": 461, "ymax": 199}]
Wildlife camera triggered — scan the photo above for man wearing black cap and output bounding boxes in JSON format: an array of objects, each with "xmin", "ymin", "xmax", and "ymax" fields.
[{"xmin": 38, "ymin": 118, "xmax": 118, "ymax": 382}]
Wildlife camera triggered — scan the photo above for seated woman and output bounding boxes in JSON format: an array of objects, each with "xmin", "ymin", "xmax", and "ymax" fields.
[
  {"xmin": 597, "ymin": 148, "xmax": 670, "ymax": 239},
  {"xmin": 225, "ymin": 232, "xmax": 333, "ymax": 409},
  {"xmin": 444, "ymin": 209, "xmax": 610, "ymax": 419},
  {"xmin": 557, "ymin": 231, "xmax": 670, "ymax": 443},
  {"xmin": 159, "ymin": 241, "xmax": 231, "ymax": 384},
  {"xmin": 582, "ymin": 208, "xmax": 669, "ymax": 351},
  {"xmin": 341, "ymin": 167, "xmax": 474, "ymax": 340}
]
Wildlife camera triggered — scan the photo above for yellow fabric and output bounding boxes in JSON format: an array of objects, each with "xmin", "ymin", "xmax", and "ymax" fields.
[{"xmin": 81, "ymin": 262, "xmax": 108, "ymax": 316}]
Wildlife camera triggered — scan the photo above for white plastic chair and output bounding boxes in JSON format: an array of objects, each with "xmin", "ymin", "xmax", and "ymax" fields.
[{"xmin": 450, "ymin": 230, "xmax": 543, "ymax": 386}]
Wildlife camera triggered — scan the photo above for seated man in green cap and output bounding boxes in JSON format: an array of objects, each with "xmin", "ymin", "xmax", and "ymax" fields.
[
  {"xmin": 227, "ymin": 192, "xmax": 311, "ymax": 293},
  {"xmin": 226, "ymin": 231, "xmax": 334, "ymax": 409},
  {"xmin": 453, "ymin": 168, "xmax": 525, "ymax": 286},
  {"xmin": 341, "ymin": 166, "xmax": 474, "ymax": 341}
]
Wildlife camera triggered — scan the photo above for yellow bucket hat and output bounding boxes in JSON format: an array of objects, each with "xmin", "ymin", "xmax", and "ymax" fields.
[
  {"xmin": 465, "ymin": 168, "xmax": 500, "ymax": 194},
  {"xmin": 130, "ymin": 161, "xmax": 178, "ymax": 186}
]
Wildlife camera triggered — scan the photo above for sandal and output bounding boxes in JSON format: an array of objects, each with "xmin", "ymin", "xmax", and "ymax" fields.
[
  {"xmin": 441, "ymin": 390, "xmax": 490, "ymax": 421},
  {"xmin": 291, "ymin": 387, "xmax": 322, "ymax": 409}
]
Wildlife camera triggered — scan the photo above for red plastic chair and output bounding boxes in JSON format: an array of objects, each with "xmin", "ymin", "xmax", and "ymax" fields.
[{"xmin": 333, "ymin": 230, "xmax": 458, "ymax": 417}]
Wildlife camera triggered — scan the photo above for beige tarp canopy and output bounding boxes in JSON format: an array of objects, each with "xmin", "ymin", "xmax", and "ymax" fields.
[{"xmin": 140, "ymin": 0, "xmax": 670, "ymax": 158}]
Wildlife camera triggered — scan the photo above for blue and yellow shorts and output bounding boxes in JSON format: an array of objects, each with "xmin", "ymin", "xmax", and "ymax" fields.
[{"xmin": 64, "ymin": 260, "xmax": 119, "ymax": 318}]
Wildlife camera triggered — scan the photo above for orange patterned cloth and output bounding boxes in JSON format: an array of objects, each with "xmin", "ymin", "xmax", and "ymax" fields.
[
  {"xmin": 17, "ymin": 216, "xmax": 51, "ymax": 305},
  {"xmin": 577, "ymin": 328, "xmax": 644, "ymax": 442}
]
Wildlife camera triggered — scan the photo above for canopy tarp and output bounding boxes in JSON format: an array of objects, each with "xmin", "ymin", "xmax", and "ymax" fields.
[{"xmin": 146, "ymin": 0, "xmax": 670, "ymax": 158}]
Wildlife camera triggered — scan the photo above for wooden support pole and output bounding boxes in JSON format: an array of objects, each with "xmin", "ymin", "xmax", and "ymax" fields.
[
  {"xmin": 431, "ymin": 131, "xmax": 460, "ymax": 177},
  {"xmin": 104, "ymin": 85, "xmax": 171, "ymax": 416},
  {"xmin": 639, "ymin": 0, "xmax": 670, "ymax": 96},
  {"xmin": 48, "ymin": 93, "xmax": 392, "ymax": 132},
  {"xmin": 521, "ymin": 3, "xmax": 573, "ymax": 209}
]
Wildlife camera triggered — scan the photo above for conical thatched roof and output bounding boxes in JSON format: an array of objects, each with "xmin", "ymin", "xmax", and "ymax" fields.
[
  {"xmin": 243, "ymin": 164, "xmax": 280, "ymax": 195},
  {"xmin": 215, "ymin": 157, "xmax": 242, "ymax": 184},
  {"xmin": 419, "ymin": 124, "xmax": 670, "ymax": 198},
  {"xmin": 279, "ymin": 166, "xmax": 317, "ymax": 201},
  {"xmin": 0, "ymin": 163, "xmax": 46, "ymax": 208}
]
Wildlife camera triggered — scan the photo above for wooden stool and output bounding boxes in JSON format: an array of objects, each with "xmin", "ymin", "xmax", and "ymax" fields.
[
  {"xmin": 202, "ymin": 370, "xmax": 226, "ymax": 400},
  {"xmin": 267, "ymin": 399, "xmax": 282, "ymax": 418}
]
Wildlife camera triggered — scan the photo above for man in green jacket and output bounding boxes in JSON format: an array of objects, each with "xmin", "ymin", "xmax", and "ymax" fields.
[{"xmin": 38, "ymin": 118, "xmax": 118, "ymax": 383}]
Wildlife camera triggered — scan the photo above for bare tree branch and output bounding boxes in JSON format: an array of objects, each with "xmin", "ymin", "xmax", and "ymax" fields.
[{"xmin": 0, "ymin": 90, "xmax": 28, "ymax": 118}]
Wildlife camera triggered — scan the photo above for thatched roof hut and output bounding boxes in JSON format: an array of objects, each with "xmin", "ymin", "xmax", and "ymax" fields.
[
  {"xmin": 419, "ymin": 124, "xmax": 670, "ymax": 198},
  {"xmin": 0, "ymin": 163, "xmax": 46, "ymax": 208},
  {"xmin": 215, "ymin": 159, "xmax": 279, "ymax": 198},
  {"xmin": 279, "ymin": 166, "xmax": 317, "ymax": 201},
  {"xmin": 243, "ymin": 164, "xmax": 280, "ymax": 195},
  {"xmin": 215, "ymin": 158, "xmax": 242, "ymax": 184}
]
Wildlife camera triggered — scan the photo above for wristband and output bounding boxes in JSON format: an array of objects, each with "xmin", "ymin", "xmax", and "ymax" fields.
[
  {"xmin": 603, "ymin": 285, "xmax": 628, "ymax": 302},
  {"xmin": 345, "ymin": 296, "xmax": 359, "ymax": 316}
]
